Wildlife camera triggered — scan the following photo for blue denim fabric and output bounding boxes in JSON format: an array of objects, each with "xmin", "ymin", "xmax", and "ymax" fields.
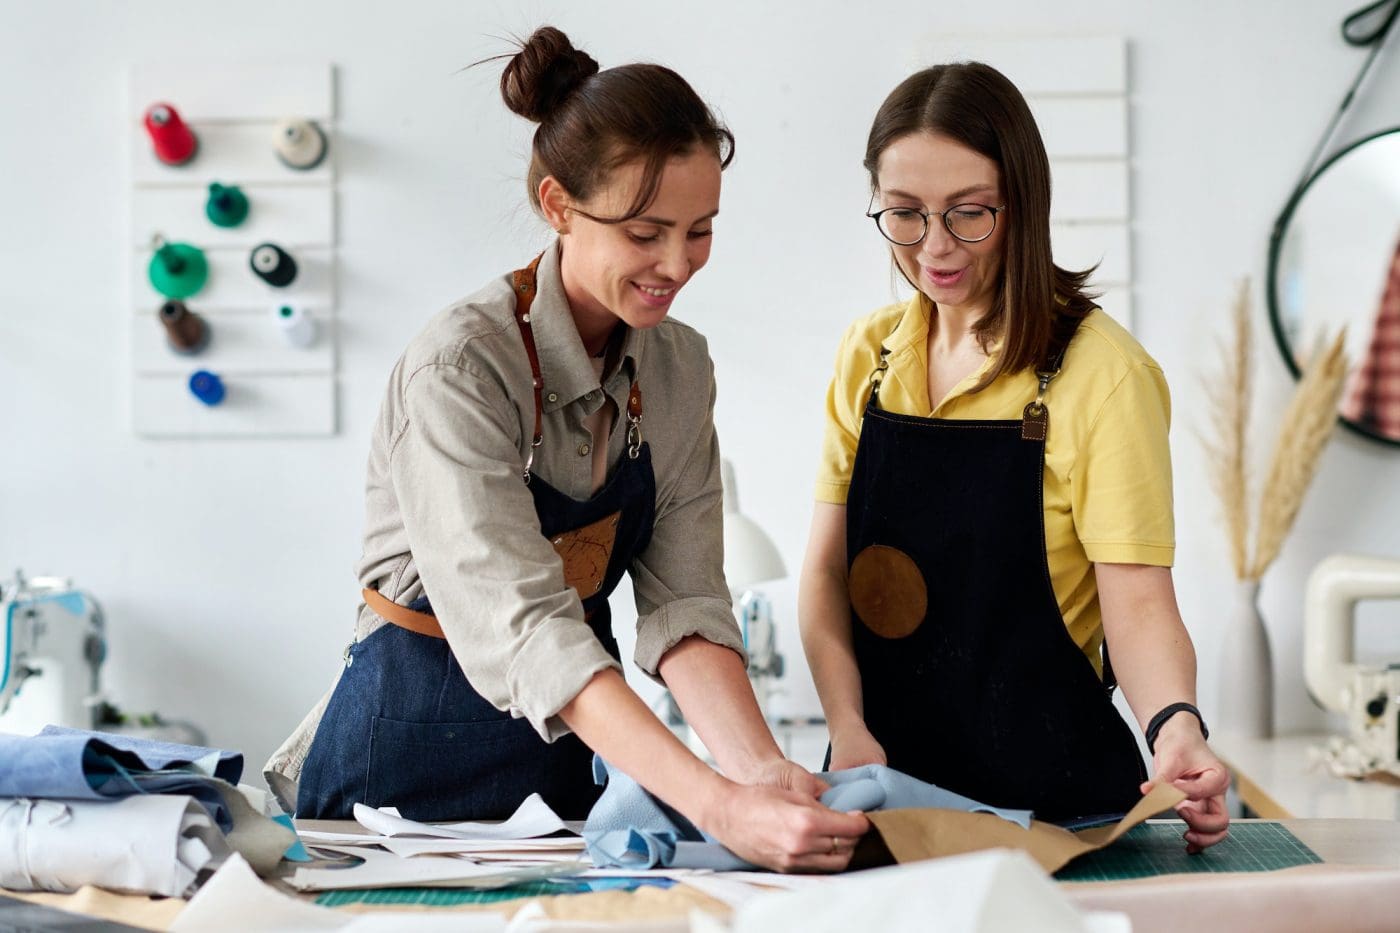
[
  {"xmin": 818, "ymin": 764, "xmax": 1032, "ymax": 828},
  {"xmin": 0, "ymin": 728, "xmax": 245, "ymax": 830}
]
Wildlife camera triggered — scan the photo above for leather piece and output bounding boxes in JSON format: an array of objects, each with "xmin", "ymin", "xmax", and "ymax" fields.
[
  {"xmin": 549, "ymin": 509, "xmax": 622, "ymax": 599},
  {"xmin": 848, "ymin": 544, "xmax": 928, "ymax": 639}
]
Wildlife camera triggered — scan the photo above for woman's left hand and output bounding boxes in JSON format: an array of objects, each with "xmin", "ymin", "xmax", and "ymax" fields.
[
  {"xmin": 1142, "ymin": 714, "xmax": 1231, "ymax": 853},
  {"xmin": 747, "ymin": 757, "xmax": 830, "ymax": 799}
]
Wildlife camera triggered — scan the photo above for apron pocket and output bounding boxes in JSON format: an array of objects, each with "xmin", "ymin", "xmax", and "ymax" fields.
[{"xmin": 365, "ymin": 714, "xmax": 549, "ymax": 822}]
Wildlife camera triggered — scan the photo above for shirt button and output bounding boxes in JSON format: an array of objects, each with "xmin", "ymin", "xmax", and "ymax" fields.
[
  {"xmin": 585, "ymin": 391, "xmax": 596, "ymax": 401},
  {"xmin": 546, "ymin": 392, "xmax": 559, "ymax": 403},
  {"xmin": 578, "ymin": 443, "xmax": 591, "ymax": 456}
]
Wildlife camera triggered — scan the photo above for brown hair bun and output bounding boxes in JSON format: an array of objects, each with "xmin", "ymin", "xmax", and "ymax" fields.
[{"xmin": 500, "ymin": 26, "xmax": 600, "ymax": 122}]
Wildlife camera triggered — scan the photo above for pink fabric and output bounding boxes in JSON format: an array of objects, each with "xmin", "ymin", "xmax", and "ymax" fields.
[{"xmin": 1340, "ymin": 236, "xmax": 1400, "ymax": 436}]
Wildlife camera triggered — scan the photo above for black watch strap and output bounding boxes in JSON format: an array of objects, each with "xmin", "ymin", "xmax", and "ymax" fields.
[{"xmin": 1146, "ymin": 702, "xmax": 1208, "ymax": 754}]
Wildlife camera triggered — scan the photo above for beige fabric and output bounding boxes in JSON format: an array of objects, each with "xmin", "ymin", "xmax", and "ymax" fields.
[{"xmin": 264, "ymin": 240, "xmax": 743, "ymax": 797}]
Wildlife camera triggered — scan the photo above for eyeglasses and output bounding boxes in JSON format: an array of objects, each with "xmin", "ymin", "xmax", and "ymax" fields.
[{"xmin": 867, "ymin": 202, "xmax": 1006, "ymax": 245}]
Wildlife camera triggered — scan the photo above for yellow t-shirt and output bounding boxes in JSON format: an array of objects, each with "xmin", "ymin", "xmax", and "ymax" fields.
[{"xmin": 816, "ymin": 294, "xmax": 1174, "ymax": 672}]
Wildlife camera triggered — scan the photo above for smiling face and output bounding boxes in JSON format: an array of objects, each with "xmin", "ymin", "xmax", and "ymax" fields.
[
  {"xmin": 874, "ymin": 131, "xmax": 1006, "ymax": 321},
  {"xmin": 541, "ymin": 150, "xmax": 722, "ymax": 348}
]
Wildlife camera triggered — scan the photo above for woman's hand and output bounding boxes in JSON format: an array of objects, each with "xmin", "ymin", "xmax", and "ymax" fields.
[
  {"xmin": 827, "ymin": 721, "xmax": 888, "ymax": 772},
  {"xmin": 1144, "ymin": 713, "xmax": 1231, "ymax": 853},
  {"xmin": 701, "ymin": 780, "xmax": 870, "ymax": 873},
  {"xmin": 748, "ymin": 757, "xmax": 831, "ymax": 798}
]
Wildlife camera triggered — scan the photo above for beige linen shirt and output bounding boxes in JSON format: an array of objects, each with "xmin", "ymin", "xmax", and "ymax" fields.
[{"xmin": 264, "ymin": 242, "xmax": 743, "ymax": 804}]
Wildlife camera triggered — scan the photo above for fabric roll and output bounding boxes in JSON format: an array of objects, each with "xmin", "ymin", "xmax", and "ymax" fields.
[{"xmin": 0, "ymin": 795, "xmax": 229, "ymax": 896}]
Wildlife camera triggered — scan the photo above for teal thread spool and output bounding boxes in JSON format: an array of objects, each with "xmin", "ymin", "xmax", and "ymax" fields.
[
  {"xmin": 148, "ymin": 239, "xmax": 209, "ymax": 299},
  {"xmin": 205, "ymin": 183, "xmax": 249, "ymax": 228}
]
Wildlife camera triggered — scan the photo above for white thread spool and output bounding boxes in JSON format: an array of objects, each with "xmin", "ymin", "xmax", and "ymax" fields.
[{"xmin": 273, "ymin": 302, "xmax": 316, "ymax": 349}]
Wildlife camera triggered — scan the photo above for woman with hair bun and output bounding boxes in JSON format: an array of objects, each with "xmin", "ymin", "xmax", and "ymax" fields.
[
  {"xmin": 268, "ymin": 26, "xmax": 867, "ymax": 872},
  {"xmin": 800, "ymin": 62, "xmax": 1230, "ymax": 850}
]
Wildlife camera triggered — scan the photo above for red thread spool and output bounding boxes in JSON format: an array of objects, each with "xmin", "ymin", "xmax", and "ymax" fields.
[{"xmin": 144, "ymin": 103, "xmax": 197, "ymax": 166}]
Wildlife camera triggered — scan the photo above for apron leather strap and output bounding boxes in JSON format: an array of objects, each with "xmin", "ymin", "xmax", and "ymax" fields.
[
  {"xmin": 362, "ymin": 587, "xmax": 445, "ymax": 639},
  {"xmin": 512, "ymin": 253, "xmax": 643, "ymax": 481}
]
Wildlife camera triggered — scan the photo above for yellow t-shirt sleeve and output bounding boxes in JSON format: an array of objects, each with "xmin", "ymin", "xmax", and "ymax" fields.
[
  {"xmin": 1072, "ymin": 361, "xmax": 1176, "ymax": 566},
  {"xmin": 814, "ymin": 322, "xmax": 868, "ymax": 505}
]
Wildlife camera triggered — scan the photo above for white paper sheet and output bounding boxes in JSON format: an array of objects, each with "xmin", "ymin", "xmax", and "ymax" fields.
[
  {"xmin": 724, "ymin": 849, "xmax": 1130, "ymax": 933},
  {"xmin": 171, "ymin": 853, "xmax": 507, "ymax": 931},
  {"xmin": 287, "ymin": 845, "xmax": 589, "ymax": 891},
  {"xmin": 352, "ymin": 794, "xmax": 568, "ymax": 840}
]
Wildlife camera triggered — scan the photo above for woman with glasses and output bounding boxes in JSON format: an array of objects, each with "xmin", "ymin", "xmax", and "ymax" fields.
[
  {"xmin": 798, "ymin": 62, "xmax": 1230, "ymax": 850},
  {"xmin": 267, "ymin": 26, "xmax": 867, "ymax": 872}
]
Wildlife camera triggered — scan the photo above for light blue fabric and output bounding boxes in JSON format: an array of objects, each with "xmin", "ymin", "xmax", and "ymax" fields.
[
  {"xmin": 583, "ymin": 757, "xmax": 753, "ymax": 870},
  {"xmin": 817, "ymin": 765, "xmax": 1033, "ymax": 828},
  {"xmin": 0, "ymin": 728, "xmax": 245, "ymax": 831},
  {"xmin": 583, "ymin": 757, "xmax": 1031, "ymax": 870}
]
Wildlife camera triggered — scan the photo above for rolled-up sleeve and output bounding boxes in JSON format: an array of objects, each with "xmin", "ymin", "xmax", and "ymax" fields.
[
  {"xmin": 630, "ymin": 355, "xmax": 747, "ymax": 680},
  {"xmin": 390, "ymin": 362, "xmax": 620, "ymax": 742}
]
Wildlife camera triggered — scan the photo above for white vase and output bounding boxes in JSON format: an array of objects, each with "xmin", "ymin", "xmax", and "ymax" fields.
[{"xmin": 1216, "ymin": 579, "xmax": 1275, "ymax": 738}]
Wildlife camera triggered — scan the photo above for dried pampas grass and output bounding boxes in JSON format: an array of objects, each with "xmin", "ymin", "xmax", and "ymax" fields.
[
  {"xmin": 1201, "ymin": 280, "xmax": 1253, "ymax": 579},
  {"xmin": 1248, "ymin": 330, "xmax": 1349, "ymax": 578},
  {"xmin": 1202, "ymin": 278, "xmax": 1349, "ymax": 582}
]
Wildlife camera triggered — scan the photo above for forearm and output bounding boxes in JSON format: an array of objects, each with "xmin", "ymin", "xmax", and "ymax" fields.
[
  {"xmin": 659, "ymin": 635, "xmax": 783, "ymax": 782},
  {"xmin": 1096, "ymin": 563, "xmax": 1199, "ymax": 734},
  {"xmin": 798, "ymin": 562, "xmax": 866, "ymax": 734},
  {"xmin": 559, "ymin": 667, "xmax": 730, "ymax": 827}
]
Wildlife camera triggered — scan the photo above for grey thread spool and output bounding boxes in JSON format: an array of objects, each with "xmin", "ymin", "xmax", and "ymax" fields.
[
  {"xmin": 250, "ymin": 242, "xmax": 297, "ymax": 287},
  {"xmin": 159, "ymin": 299, "xmax": 209, "ymax": 353}
]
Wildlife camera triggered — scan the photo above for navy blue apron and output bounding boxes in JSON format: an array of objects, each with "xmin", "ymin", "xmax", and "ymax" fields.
[
  {"xmin": 298, "ymin": 256, "xmax": 656, "ymax": 821},
  {"xmin": 843, "ymin": 326, "xmax": 1147, "ymax": 825}
]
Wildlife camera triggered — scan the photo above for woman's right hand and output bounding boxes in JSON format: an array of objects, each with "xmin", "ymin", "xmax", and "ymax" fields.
[
  {"xmin": 828, "ymin": 722, "xmax": 888, "ymax": 772},
  {"xmin": 702, "ymin": 781, "xmax": 870, "ymax": 873}
]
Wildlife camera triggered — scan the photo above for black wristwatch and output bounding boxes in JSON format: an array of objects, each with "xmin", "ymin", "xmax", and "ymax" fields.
[{"xmin": 1145, "ymin": 702, "xmax": 1208, "ymax": 754}]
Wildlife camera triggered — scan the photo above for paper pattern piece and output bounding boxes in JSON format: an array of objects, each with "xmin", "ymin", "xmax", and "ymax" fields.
[
  {"xmin": 0, "ymin": 794, "xmax": 230, "ymax": 896},
  {"xmin": 172, "ymin": 853, "xmax": 508, "ymax": 931},
  {"xmin": 861, "ymin": 782, "xmax": 1187, "ymax": 873},
  {"xmin": 725, "ymin": 849, "xmax": 1129, "ymax": 933},
  {"xmin": 353, "ymin": 793, "xmax": 567, "ymax": 840},
  {"xmin": 286, "ymin": 845, "xmax": 589, "ymax": 892}
]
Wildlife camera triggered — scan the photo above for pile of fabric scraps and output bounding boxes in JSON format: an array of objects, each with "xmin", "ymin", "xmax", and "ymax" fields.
[{"xmin": 0, "ymin": 725, "xmax": 294, "ymax": 896}]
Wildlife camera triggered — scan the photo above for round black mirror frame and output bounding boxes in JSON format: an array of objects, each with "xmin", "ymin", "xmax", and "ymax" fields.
[{"xmin": 1266, "ymin": 125, "xmax": 1400, "ymax": 448}]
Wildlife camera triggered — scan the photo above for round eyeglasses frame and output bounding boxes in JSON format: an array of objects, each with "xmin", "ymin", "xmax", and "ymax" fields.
[{"xmin": 866, "ymin": 202, "xmax": 1007, "ymax": 245}]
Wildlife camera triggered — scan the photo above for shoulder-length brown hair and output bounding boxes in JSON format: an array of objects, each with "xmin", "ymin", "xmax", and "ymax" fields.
[{"xmin": 864, "ymin": 62, "xmax": 1096, "ymax": 390}]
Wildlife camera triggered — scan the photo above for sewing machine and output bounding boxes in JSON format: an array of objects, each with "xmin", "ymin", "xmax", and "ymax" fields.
[
  {"xmin": 1303, "ymin": 554, "xmax": 1400, "ymax": 773},
  {"xmin": 0, "ymin": 570, "xmax": 106, "ymax": 735}
]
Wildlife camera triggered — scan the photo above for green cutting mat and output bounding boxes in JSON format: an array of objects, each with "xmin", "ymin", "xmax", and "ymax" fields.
[
  {"xmin": 315, "ymin": 876, "xmax": 673, "ymax": 907},
  {"xmin": 1055, "ymin": 820, "xmax": 1321, "ymax": 882}
]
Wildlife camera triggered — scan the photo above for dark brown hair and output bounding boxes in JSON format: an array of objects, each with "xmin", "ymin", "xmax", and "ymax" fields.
[
  {"xmin": 864, "ymin": 62, "xmax": 1096, "ymax": 390},
  {"xmin": 499, "ymin": 26, "xmax": 734, "ymax": 222}
]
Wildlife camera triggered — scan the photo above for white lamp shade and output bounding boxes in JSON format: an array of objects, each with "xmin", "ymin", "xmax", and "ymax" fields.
[{"xmin": 723, "ymin": 513, "xmax": 786, "ymax": 595}]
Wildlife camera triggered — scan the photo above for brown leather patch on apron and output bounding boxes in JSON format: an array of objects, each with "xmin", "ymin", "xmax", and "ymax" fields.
[
  {"xmin": 849, "ymin": 544, "xmax": 928, "ymax": 639},
  {"xmin": 551, "ymin": 510, "xmax": 622, "ymax": 600}
]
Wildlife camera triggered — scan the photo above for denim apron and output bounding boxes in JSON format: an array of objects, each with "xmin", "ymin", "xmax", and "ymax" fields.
[
  {"xmin": 844, "ymin": 325, "xmax": 1147, "ymax": 824},
  {"xmin": 297, "ymin": 255, "xmax": 656, "ymax": 821}
]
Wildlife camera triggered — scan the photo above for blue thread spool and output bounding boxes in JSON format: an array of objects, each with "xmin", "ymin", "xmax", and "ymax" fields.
[{"xmin": 188, "ymin": 370, "xmax": 225, "ymax": 406}]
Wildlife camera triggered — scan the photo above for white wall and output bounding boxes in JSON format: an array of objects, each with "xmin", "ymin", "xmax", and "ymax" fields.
[{"xmin": 2, "ymin": 0, "xmax": 1398, "ymax": 775}]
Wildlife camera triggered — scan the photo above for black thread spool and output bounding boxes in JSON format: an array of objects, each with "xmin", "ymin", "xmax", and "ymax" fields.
[
  {"xmin": 159, "ymin": 299, "xmax": 210, "ymax": 354},
  {"xmin": 250, "ymin": 243, "xmax": 298, "ymax": 287}
]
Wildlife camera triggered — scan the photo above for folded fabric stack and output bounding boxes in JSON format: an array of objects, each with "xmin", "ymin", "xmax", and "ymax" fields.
[{"xmin": 0, "ymin": 726, "xmax": 294, "ymax": 896}]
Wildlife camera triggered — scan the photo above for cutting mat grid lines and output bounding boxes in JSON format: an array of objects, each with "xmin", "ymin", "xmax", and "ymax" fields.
[
  {"xmin": 1056, "ymin": 821, "xmax": 1321, "ymax": 882},
  {"xmin": 315, "ymin": 877, "xmax": 673, "ymax": 907}
]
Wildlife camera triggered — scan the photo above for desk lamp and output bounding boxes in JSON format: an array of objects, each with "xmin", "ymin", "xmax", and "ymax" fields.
[{"xmin": 721, "ymin": 459, "xmax": 787, "ymax": 716}]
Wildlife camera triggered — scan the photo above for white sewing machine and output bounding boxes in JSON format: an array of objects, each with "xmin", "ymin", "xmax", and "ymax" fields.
[
  {"xmin": 1304, "ymin": 554, "xmax": 1400, "ymax": 773},
  {"xmin": 0, "ymin": 570, "xmax": 106, "ymax": 735}
]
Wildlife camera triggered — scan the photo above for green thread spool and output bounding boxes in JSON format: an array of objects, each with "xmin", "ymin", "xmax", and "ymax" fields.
[
  {"xmin": 148, "ymin": 240, "xmax": 209, "ymax": 299},
  {"xmin": 205, "ymin": 182, "xmax": 249, "ymax": 227}
]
